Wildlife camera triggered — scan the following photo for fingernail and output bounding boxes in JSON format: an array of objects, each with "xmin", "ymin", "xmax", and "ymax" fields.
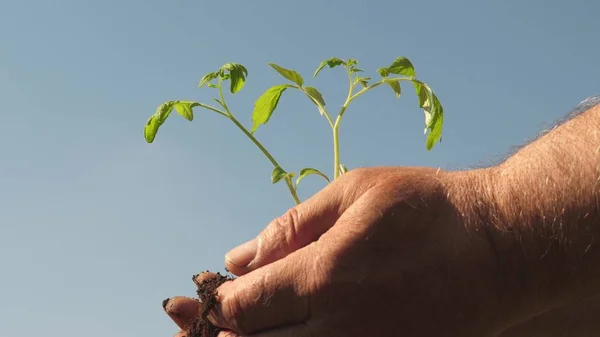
[
  {"xmin": 162, "ymin": 298, "xmax": 171, "ymax": 310},
  {"xmin": 163, "ymin": 296, "xmax": 202, "ymax": 330},
  {"xmin": 225, "ymin": 239, "xmax": 257, "ymax": 267}
]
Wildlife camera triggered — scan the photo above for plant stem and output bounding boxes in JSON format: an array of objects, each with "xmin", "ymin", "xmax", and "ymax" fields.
[
  {"xmin": 217, "ymin": 80, "xmax": 300, "ymax": 205},
  {"xmin": 347, "ymin": 76, "xmax": 414, "ymax": 104},
  {"xmin": 332, "ymin": 122, "xmax": 341, "ymax": 180},
  {"xmin": 196, "ymin": 103, "xmax": 229, "ymax": 117},
  {"xmin": 228, "ymin": 115, "xmax": 301, "ymax": 204},
  {"xmin": 331, "ymin": 68, "xmax": 356, "ymax": 180},
  {"xmin": 297, "ymin": 85, "xmax": 334, "ymax": 129}
]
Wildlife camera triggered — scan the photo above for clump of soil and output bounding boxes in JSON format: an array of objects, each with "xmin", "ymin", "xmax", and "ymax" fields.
[{"xmin": 187, "ymin": 271, "xmax": 233, "ymax": 337}]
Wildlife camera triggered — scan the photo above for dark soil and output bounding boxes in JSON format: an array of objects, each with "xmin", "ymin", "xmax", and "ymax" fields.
[{"xmin": 187, "ymin": 271, "xmax": 234, "ymax": 337}]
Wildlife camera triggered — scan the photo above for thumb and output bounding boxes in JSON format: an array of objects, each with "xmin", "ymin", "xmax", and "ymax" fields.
[{"xmin": 225, "ymin": 181, "xmax": 349, "ymax": 276}]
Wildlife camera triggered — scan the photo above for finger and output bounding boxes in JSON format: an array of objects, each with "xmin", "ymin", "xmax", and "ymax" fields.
[
  {"xmin": 225, "ymin": 178, "xmax": 357, "ymax": 276},
  {"xmin": 174, "ymin": 331, "xmax": 188, "ymax": 337},
  {"xmin": 210, "ymin": 248, "xmax": 317, "ymax": 334},
  {"xmin": 211, "ymin": 182, "xmax": 384, "ymax": 334},
  {"xmin": 163, "ymin": 296, "xmax": 201, "ymax": 330}
]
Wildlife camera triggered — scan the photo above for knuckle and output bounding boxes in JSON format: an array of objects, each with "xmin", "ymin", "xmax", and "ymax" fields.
[
  {"xmin": 342, "ymin": 166, "xmax": 370, "ymax": 181},
  {"xmin": 219, "ymin": 288, "xmax": 251, "ymax": 333},
  {"xmin": 306, "ymin": 248, "xmax": 332, "ymax": 293},
  {"xmin": 337, "ymin": 167, "xmax": 381, "ymax": 203},
  {"xmin": 341, "ymin": 167, "xmax": 378, "ymax": 188},
  {"xmin": 265, "ymin": 206, "xmax": 301, "ymax": 254}
]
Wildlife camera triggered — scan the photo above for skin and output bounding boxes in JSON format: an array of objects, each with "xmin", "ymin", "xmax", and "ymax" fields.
[{"xmin": 163, "ymin": 101, "xmax": 600, "ymax": 336}]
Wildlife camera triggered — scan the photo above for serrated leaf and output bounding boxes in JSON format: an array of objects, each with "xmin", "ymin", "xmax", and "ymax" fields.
[
  {"xmin": 173, "ymin": 101, "xmax": 200, "ymax": 121},
  {"xmin": 296, "ymin": 168, "xmax": 330, "ymax": 187},
  {"xmin": 383, "ymin": 79, "xmax": 401, "ymax": 99},
  {"xmin": 313, "ymin": 57, "xmax": 346, "ymax": 77},
  {"xmin": 251, "ymin": 84, "xmax": 289, "ymax": 133},
  {"xmin": 230, "ymin": 65, "xmax": 248, "ymax": 93},
  {"xmin": 350, "ymin": 67, "xmax": 363, "ymax": 73},
  {"xmin": 220, "ymin": 63, "xmax": 248, "ymax": 93},
  {"xmin": 304, "ymin": 86, "xmax": 326, "ymax": 113},
  {"xmin": 268, "ymin": 63, "xmax": 304, "ymax": 86},
  {"xmin": 144, "ymin": 101, "xmax": 174, "ymax": 143},
  {"xmin": 387, "ymin": 57, "xmax": 415, "ymax": 76},
  {"xmin": 199, "ymin": 72, "xmax": 219, "ymax": 88},
  {"xmin": 143, "ymin": 100, "xmax": 203, "ymax": 143},
  {"xmin": 412, "ymin": 80, "xmax": 432, "ymax": 109},
  {"xmin": 425, "ymin": 93, "xmax": 444, "ymax": 150}
]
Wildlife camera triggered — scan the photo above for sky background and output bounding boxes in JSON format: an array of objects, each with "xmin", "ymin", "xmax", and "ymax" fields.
[{"xmin": 0, "ymin": 0, "xmax": 599, "ymax": 336}]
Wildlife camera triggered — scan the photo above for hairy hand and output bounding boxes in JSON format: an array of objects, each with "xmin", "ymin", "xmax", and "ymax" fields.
[{"xmin": 163, "ymin": 167, "xmax": 517, "ymax": 337}]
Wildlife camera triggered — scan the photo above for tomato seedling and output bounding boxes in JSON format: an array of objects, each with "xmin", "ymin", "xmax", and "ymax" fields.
[{"xmin": 143, "ymin": 57, "xmax": 444, "ymax": 205}]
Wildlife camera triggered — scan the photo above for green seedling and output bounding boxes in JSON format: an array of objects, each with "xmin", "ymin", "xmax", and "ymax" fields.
[{"xmin": 143, "ymin": 57, "xmax": 444, "ymax": 205}]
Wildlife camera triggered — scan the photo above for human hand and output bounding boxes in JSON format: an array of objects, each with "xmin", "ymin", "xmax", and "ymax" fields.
[{"xmin": 163, "ymin": 167, "xmax": 518, "ymax": 337}]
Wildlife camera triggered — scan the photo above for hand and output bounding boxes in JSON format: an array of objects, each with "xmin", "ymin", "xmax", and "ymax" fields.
[{"xmin": 164, "ymin": 167, "xmax": 517, "ymax": 337}]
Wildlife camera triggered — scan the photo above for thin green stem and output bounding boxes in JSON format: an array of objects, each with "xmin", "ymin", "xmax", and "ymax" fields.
[
  {"xmin": 218, "ymin": 80, "xmax": 231, "ymax": 114},
  {"xmin": 331, "ymin": 68, "xmax": 356, "ymax": 179},
  {"xmin": 322, "ymin": 107, "xmax": 335, "ymax": 129},
  {"xmin": 217, "ymin": 81, "xmax": 301, "ymax": 205},
  {"xmin": 229, "ymin": 115, "xmax": 300, "ymax": 205},
  {"xmin": 348, "ymin": 77, "xmax": 413, "ymax": 104},
  {"xmin": 297, "ymin": 85, "xmax": 334, "ymax": 129},
  {"xmin": 348, "ymin": 82, "xmax": 382, "ymax": 103},
  {"xmin": 332, "ymin": 124, "xmax": 341, "ymax": 180},
  {"xmin": 196, "ymin": 103, "xmax": 229, "ymax": 117}
]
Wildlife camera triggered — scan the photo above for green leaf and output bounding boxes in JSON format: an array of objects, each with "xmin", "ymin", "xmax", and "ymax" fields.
[
  {"xmin": 207, "ymin": 83, "xmax": 219, "ymax": 89},
  {"xmin": 386, "ymin": 57, "xmax": 416, "ymax": 76},
  {"xmin": 144, "ymin": 116, "xmax": 160, "ymax": 143},
  {"xmin": 412, "ymin": 80, "xmax": 432, "ymax": 109},
  {"xmin": 356, "ymin": 77, "xmax": 371, "ymax": 88},
  {"xmin": 251, "ymin": 84, "xmax": 289, "ymax": 133},
  {"xmin": 383, "ymin": 79, "xmax": 401, "ymax": 99},
  {"xmin": 339, "ymin": 164, "xmax": 348, "ymax": 176},
  {"xmin": 271, "ymin": 166, "xmax": 295, "ymax": 184},
  {"xmin": 424, "ymin": 93, "xmax": 444, "ymax": 150},
  {"xmin": 271, "ymin": 166, "xmax": 287, "ymax": 184},
  {"xmin": 304, "ymin": 86, "xmax": 326, "ymax": 114},
  {"xmin": 296, "ymin": 168, "xmax": 330, "ymax": 187},
  {"xmin": 199, "ymin": 71, "xmax": 219, "ymax": 88},
  {"xmin": 268, "ymin": 63, "xmax": 304, "ymax": 87},
  {"xmin": 173, "ymin": 101, "xmax": 200, "ymax": 121},
  {"xmin": 220, "ymin": 63, "xmax": 248, "ymax": 93},
  {"xmin": 377, "ymin": 67, "xmax": 390, "ymax": 77},
  {"xmin": 313, "ymin": 57, "xmax": 346, "ymax": 77},
  {"xmin": 144, "ymin": 101, "xmax": 174, "ymax": 143},
  {"xmin": 143, "ymin": 100, "xmax": 202, "ymax": 143}
]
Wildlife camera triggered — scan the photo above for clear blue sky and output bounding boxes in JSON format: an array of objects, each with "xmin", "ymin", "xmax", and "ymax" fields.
[{"xmin": 0, "ymin": 1, "xmax": 598, "ymax": 336}]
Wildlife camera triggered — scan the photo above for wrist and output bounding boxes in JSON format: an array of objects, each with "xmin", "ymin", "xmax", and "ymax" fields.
[
  {"xmin": 441, "ymin": 168, "xmax": 532, "ymax": 329},
  {"xmin": 445, "ymin": 159, "xmax": 600, "ymax": 327}
]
